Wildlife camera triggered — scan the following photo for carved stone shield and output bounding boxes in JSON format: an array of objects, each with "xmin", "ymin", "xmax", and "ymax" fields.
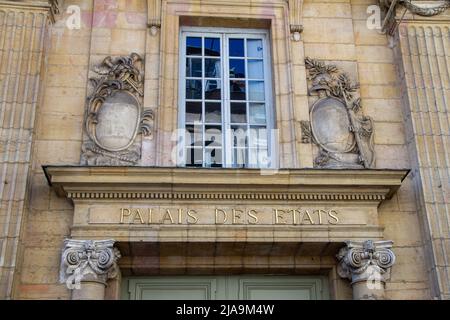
[
  {"xmin": 94, "ymin": 91, "xmax": 140, "ymax": 152},
  {"xmin": 310, "ymin": 97, "xmax": 356, "ymax": 154}
]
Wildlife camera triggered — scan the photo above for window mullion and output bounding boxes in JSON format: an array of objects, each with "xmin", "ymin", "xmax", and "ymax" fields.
[{"xmin": 223, "ymin": 33, "xmax": 231, "ymax": 168}]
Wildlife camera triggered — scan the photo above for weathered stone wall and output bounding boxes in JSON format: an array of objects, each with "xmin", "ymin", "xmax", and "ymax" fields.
[
  {"xmin": 300, "ymin": 0, "xmax": 431, "ymax": 300},
  {"xmin": 6, "ymin": 0, "xmax": 444, "ymax": 299}
]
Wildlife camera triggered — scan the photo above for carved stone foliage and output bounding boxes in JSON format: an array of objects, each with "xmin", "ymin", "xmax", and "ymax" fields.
[
  {"xmin": 380, "ymin": 0, "xmax": 450, "ymax": 34},
  {"xmin": 60, "ymin": 239, "xmax": 121, "ymax": 288},
  {"xmin": 337, "ymin": 240, "xmax": 396, "ymax": 284},
  {"xmin": 304, "ymin": 58, "xmax": 375, "ymax": 169},
  {"xmin": 381, "ymin": 0, "xmax": 450, "ymax": 16},
  {"xmin": 81, "ymin": 53, "xmax": 154, "ymax": 166}
]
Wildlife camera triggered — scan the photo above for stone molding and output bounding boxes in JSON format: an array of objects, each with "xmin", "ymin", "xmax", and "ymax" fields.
[
  {"xmin": 148, "ymin": 0, "xmax": 161, "ymax": 35},
  {"xmin": 0, "ymin": 0, "xmax": 61, "ymax": 22},
  {"xmin": 60, "ymin": 239, "xmax": 121, "ymax": 288},
  {"xmin": 337, "ymin": 240, "xmax": 396, "ymax": 284},
  {"xmin": 43, "ymin": 166, "xmax": 408, "ymax": 203},
  {"xmin": 288, "ymin": 0, "xmax": 303, "ymax": 41}
]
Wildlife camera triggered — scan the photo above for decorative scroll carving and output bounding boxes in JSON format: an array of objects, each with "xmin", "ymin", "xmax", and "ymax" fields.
[
  {"xmin": 337, "ymin": 240, "xmax": 396, "ymax": 285},
  {"xmin": 305, "ymin": 57, "xmax": 375, "ymax": 169},
  {"xmin": 288, "ymin": 0, "xmax": 304, "ymax": 41},
  {"xmin": 140, "ymin": 109, "xmax": 155, "ymax": 139},
  {"xmin": 81, "ymin": 53, "xmax": 153, "ymax": 165},
  {"xmin": 148, "ymin": 0, "xmax": 162, "ymax": 35},
  {"xmin": 60, "ymin": 239, "xmax": 121, "ymax": 289}
]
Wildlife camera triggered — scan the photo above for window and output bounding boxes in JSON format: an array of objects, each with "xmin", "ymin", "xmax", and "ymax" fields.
[{"xmin": 179, "ymin": 28, "xmax": 274, "ymax": 168}]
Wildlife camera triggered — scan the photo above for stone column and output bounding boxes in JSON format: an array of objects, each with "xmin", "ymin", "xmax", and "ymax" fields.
[
  {"xmin": 337, "ymin": 240, "xmax": 396, "ymax": 300},
  {"xmin": 0, "ymin": 0, "xmax": 59, "ymax": 299},
  {"xmin": 384, "ymin": 1, "xmax": 450, "ymax": 299},
  {"xmin": 60, "ymin": 239, "xmax": 121, "ymax": 300}
]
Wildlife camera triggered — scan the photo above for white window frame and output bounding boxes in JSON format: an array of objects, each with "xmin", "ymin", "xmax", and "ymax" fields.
[{"xmin": 177, "ymin": 27, "xmax": 275, "ymax": 168}]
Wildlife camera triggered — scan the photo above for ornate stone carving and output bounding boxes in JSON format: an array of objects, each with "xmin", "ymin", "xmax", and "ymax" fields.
[
  {"xmin": 60, "ymin": 239, "xmax": 121, "ymax": 289},
  {"xmin": 337, "ymin": 240, "xmax": 396, "ymax": 284},
  {"xmin": 380, "ymin": 0, "xmax": 450, "ymax": 35},
  {"xmin": 148, "ymin": 0, "xmax": 162, "ymax": 35},
  {"xmin": 81, "ymin": 53, "xmax": 154, "ymax": 165},
  {"xmin": 300, "ymin": 120, "xmax": 314, "ymax": 144},
  {"xmin": 305, "ymin": 58, "xmax": 375, "ymax": 169},
  {"xmin": 288, "ymin": 0, "xmax": 304, "ymax": 41},
  {"xmin": 381, "ymin": 0, "xmax": 450, "ymax": 16}
]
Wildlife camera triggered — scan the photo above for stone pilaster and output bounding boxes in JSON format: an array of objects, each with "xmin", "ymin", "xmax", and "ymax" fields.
[
  {"xmin": 0, "ymin": 0, "xmax": 59, "ymax": 299},
  {"xmin": 390, "ymin": 3, "xmax": 450, "ymax": 299},
  {"xmin": 60, "ymin": 239, "xmax": 121, "ymax": 300},
  {"xmin": 337, "ymin": 240, "xmax": 396, "ymax": 300}
]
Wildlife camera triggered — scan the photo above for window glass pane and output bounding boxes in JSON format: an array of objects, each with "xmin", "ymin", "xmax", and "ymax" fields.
[
  {"xmin": 205, "ymin": 59, "xmax": 221, "ymax": 78},
  {"xmin": 248, "ymin": 60, "xmax": 264, "ymax": 79},
  {"xmin": 186, "ymin": 147, "xmax": 203, "ymax": 167},
  {"xmin": 230, "ymin": 103, "xmax": 247, "ymax": 123},
  {"xmin": 229, "ymin": 59, "xmax": 245, "ymax": 78},
  {"xmin": 249, "ymin": 148, "xmax": 268, "ymax": 167},
  {"xmin": 248, "ymin": 81, "xmax": 264, "ymax": 101},
  {"xmin": 187, "ymin": 37, "xmax": 202, "ymax": 56},
  {"xmin": 186, "ymin": 102, "xmax": 202, "ymax": 123},
  {"xmin": 230, "ymin": 80, "xmax": 246, "ymax": 100},
  {"xmin": 247, "ymin": 39, "xmax": 263, "ymax": 58},
  {"xmin": 231, "ymin": 125, "xmax": 247, "ymax": 147},
  {"xmin": 205, "ymin": 102, "xmax": 221, "ymax": 123},
  {"xmin": 186, "ymin": 58, "xmax": 202, "ymax": 77},
  {"xmin": 205, "ymin": 80, "xmax": 221, "ymax": 100},
  {"xmin": 205, "ymin": 148, "xmax": 222, "ymax": 167},
  {"xmin": 232, "ymin": 148, "xmax": 247, "ymax": 167},
  {"xmin": 186, "ymin": 79, "xmax": 202, "ymax": 99},
  {"xmin": 229, "ymin": 39, "xmax": 244, "ymax": 57},
  {"xmin": 205, "ymin": 125, "xmax": 222, "ymax": 147},
  {"xmin": 185, "ymin": 125, "xmax": 203, "ymax": 146},
  {"xmin": 205, "ymin": 38, "xmax": 220, "ymax": 56},
  {"xmin": 249, "ymin": 103, "xmax": 266, "ymax": 124},
  {"xmin": 249, "ymin": 126, "xmax": 267, "ymax": 148}
]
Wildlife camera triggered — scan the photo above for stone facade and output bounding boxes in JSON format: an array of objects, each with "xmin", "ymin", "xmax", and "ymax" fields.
[{"xmin": 0, "ymin": 0, "xmax": 448, "ymax": 300}]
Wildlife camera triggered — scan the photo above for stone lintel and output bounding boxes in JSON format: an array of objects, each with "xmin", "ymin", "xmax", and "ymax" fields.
[{"xmin": 43, "ymin": 166, "xmax": 409, "ymax": 203}]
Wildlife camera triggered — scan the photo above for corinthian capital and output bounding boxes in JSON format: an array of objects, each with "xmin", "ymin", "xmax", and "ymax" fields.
[
  {"xmin": 337, "ymin": 240, "xmax": 396, "ymax": 284},
  {"xmin": 60, "ymin": 239, "xmax": 121, "ymax": 289}
]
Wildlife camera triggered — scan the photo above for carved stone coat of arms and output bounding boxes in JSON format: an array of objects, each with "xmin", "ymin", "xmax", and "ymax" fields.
[
  {"xmin": 302, "ymin": 58, "xmax": 375, "ymax": 169},
  {"xmin": 81, "ymin": 53, "xmax": 154, "ymax": 165}
]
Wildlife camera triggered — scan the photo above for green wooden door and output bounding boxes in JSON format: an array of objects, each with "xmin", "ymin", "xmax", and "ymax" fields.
[{"xmin": 122, "ymin": 276, "xmax": 329, "ymax": 300}]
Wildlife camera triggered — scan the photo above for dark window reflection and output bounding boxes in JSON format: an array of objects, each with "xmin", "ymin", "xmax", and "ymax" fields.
[
  {"xmin": 230, "ymin": 103, "xmax": 247, "ymax": 123},
  {"xmin": 205, "ymin": 38, "xmax": 220, "ymax": 56},
  {"xmin": 186, "ymin": 79, "xmax": 202, "ymax": 99},
  {"xmin": 229, "ymin": 59, "xmax": 245, "ymax": 78},
  {"xmin": 186, "ymin": 101, "xmax": 202, "ymax": 123},
  {"xmin": 187, "ymin": 37, "xmax": 202, "ymax": 56},
  {"xmin": 186, "ymin": 58, "xmax": 202, "ymax": 77},
  {"xmin": 229, "ymin": 39, "xmax": 244, "ymax": 57},
  {"xmin": 186, "ymin": 147, "xmax": 203, "ymax": 167},
  {"xmin": 205, "ymin": 80, "xmax": 221, "ymax": 100},
  {"xmin": 230, "ymin": 80, "xmax": 246, "ymax": 100},
  {"xmin": 205, "ymin": 59, "xmax": 221, "ymax": 78}
]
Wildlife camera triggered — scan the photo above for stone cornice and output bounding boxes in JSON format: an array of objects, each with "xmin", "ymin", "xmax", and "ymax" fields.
[
  {"xmin": 0, "ymin": 0, "xmax": 61, "ymax": 22},
  {"xmin": 43, "ymin": 166, "xmax": 409, "ymax": 203}
]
